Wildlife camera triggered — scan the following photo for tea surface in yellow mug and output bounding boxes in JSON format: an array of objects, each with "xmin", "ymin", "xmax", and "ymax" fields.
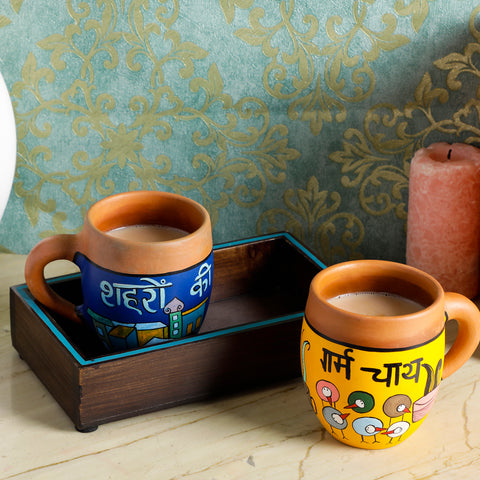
[{"xmin": 328, "ymin": 291, "xmax": 423, "ymax": 316}]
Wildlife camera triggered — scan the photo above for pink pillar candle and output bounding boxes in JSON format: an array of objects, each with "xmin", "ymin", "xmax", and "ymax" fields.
[{"xmin": 406, "ymin": 142, "xmax": 480, "ymax": 298}]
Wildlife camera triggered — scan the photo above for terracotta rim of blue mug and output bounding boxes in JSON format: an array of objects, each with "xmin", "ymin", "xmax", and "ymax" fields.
[{"xmin": 79, "ymin": 190, "xmax": 213, "ymax": 274}]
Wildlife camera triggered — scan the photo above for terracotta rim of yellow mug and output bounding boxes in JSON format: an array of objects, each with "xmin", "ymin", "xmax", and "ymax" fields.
[
  {"xmin": 304, "ymin": 260, "xmax": 445, "ymax": 350},
  {"xmin": 76, "ymin": 190, "xmax": 212, "ymax": 274}
]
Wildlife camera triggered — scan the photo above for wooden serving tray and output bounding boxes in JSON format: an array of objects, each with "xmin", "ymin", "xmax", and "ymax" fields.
[{"xmin": 10, "ymin": 233, "xmax": 325, "ymax": 432}]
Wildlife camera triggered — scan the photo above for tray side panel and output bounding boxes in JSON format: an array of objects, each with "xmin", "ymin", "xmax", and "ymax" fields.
[
  {"xmin": 211, "ymin": 237, "xmax": 280, "ymax": 301},
  {"xmin": 10, "ymin": 287, "xmax": 81, "ymax": 426},
  {"xmin": 76, "ymin": 316, "xmax": 302, "ymax": 429},
  {"xmin": 211, "ymin": 236, "xmax": 320, "ymax": 303}
]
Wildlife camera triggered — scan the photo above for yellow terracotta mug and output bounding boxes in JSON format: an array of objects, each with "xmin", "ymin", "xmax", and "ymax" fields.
[
  {"xmin": 25, "ymin": 191, "xmax": 213, "ymax": 352},
  {"xmin": 301, "ymin": 260, "xmax": 480, "ymax": 449}
]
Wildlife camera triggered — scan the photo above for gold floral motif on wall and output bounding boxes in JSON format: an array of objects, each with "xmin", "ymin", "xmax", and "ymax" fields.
[
  {"xmin": 227, "ymin": 0, "xmax": 434, "ymax": 135},
  {"xmin": 11, "ymin": 1, "xmax": 299, "ymax": 236},
  {"xmin": 330, "ymin": 4, "xmax": 480, "ymax": 231},
  {"xmin": 257, "ymin": 176, "xmax": 364, "ymax": 264}
]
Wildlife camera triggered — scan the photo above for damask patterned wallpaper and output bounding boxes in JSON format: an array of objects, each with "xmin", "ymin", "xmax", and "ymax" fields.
[{"xmin": 1, "ymin": 0, "xmax": 479, "ymax": 265}]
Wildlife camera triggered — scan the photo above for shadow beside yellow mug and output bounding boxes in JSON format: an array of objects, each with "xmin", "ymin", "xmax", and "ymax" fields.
[
  {"xmin": 301, "ymin": 260, "xmax": 480, "ymax": 449},
  {"xmin": 25, "ymin": 191, "xmax": 213, "ymax": 352}
]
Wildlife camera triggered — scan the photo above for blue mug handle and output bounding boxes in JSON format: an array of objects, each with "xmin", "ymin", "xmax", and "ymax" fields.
[{"xmin": 25, "ymin": 234, "xmax": 81, "ymax": 324}]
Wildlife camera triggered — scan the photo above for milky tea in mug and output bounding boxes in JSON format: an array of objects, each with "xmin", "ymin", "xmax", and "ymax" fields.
[
  {"xmin": 25, "ymin": 191, "xmax": 213, "ymax": 352},
  {"xmin": 301, "ymin": 260, "xmax": 480, "ymax": 449},
  {"xmin": 328, "ymin": 292, "xmax": 423, "ymax": 317},
  {"xmin": 107, "ymin": 224, "xmax": 189, "ymax": 242}
]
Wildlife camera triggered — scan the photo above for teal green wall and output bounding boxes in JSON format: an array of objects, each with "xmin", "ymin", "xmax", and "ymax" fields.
[{"xmin": 1, "ymin": 0, "xmax": 479, "ymax": 265}]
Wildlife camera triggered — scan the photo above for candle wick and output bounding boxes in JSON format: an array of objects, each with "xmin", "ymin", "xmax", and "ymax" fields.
[{"xmin": 448, "ymin": 149, "xmax": 452, "ymax": 160}]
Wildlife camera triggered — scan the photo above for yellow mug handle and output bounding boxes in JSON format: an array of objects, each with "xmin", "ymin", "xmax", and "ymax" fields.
[{"xmin": 442, "ymin": 292, "xmax": 480, "ymax": 379}]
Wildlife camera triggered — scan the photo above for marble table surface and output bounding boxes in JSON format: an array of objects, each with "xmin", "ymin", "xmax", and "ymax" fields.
[{"xmin": 1, "ymin": 253, "xmax": 480, "ymax": 479}]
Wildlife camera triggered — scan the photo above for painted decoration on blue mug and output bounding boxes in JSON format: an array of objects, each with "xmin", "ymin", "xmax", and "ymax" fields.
[{"xmin": 74, "ymin": 251, "xmax": 213, "ymax": 351}]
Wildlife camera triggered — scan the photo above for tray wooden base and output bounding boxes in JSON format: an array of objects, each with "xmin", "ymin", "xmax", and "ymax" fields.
[{"xmin": 10, "ymin": 233, "xmax": 324, "ymax": 431}]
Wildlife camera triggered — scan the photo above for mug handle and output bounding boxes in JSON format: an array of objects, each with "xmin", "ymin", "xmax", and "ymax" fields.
[
  {"xmin": 24, "ymin": 234, "xmax": 81, "ymax": 324},
  {"xmin": 442, "ymin": 292, "xmax": 480, "ymax": 379}
]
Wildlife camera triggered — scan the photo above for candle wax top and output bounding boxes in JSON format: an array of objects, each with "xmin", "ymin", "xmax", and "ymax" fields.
[{"xmin": 415, "ymin": 142, "xmax": 480, "ymax": 168}]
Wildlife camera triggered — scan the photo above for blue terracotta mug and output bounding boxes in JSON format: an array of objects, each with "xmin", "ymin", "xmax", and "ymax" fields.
[{"xmin": 25, "ymin": 191, "xmax": 213, "ymax": 352}]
